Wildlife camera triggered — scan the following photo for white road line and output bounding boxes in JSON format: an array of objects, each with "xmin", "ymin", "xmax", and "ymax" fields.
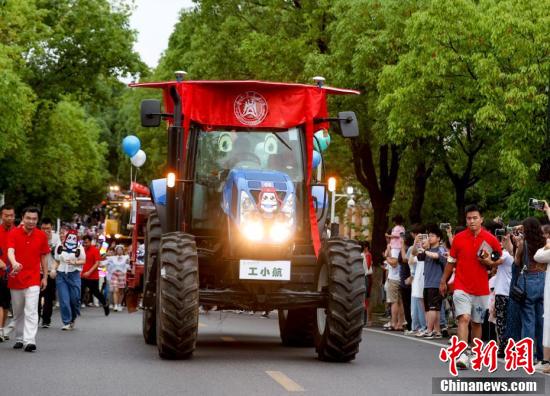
[
  {"xmin": 266, "ymin": 371, "xmax": 305, "ymax": 392},
  {"xmin": 364, "ymin": 328, "xmax": 446, "ymax": 348}
]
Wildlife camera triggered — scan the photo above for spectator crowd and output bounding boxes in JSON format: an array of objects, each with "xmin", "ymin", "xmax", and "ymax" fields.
[
  {"xmin": 362, "ymin": 201, "xmax": 550, "ymax": 373},
  {"xmin": 0, "ymin": 204, "xmax": 133, "ymax": 352}
]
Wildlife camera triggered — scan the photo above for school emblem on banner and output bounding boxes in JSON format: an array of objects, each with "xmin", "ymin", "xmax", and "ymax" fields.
[{"xmin": 234, "ymin": 91, "xmax": 268, "ymax": 126}]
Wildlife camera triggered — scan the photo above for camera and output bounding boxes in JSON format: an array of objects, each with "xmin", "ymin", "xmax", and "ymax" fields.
[
  {"xmin": 528, "ymin": 198, "xmax": 545, "ymax": 211},
  {"xmin": 495, "ymin": 228, "xmax": 505, "ymax": 240},
  {"xmin": 439, "ymin": 223, "xmax": 451, "ymax": 230}
]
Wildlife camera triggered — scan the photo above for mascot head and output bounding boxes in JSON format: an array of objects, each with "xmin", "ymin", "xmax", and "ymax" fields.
[
  {"xmin": 63, "ymin": 230, "xmax": 79, "ymax": 252},
  {"xmin": 258, "ymin": 186, "xmax": 281, "ymax": 214}
]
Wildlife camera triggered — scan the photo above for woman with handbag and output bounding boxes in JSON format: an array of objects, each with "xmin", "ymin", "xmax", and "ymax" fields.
[{"xmin": 514, "ymin": 217, "xmax": 546, "ymax": 363}]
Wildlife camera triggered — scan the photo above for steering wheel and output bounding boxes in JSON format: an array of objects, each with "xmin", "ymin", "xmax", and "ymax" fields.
[{"xmin": 225, "ymin": 152, "xmax": 261, "ymax": 168}]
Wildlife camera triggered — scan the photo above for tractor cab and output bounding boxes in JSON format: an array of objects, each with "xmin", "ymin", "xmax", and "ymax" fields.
[{"xmin": 131, "ymin": 76, "xmax": 364, "ymax": 362}]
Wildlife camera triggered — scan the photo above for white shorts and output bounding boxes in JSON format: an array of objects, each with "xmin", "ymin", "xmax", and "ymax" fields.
[{"xmin": 453, "ymin": 289, "xmax": 489, "ymax": 324}]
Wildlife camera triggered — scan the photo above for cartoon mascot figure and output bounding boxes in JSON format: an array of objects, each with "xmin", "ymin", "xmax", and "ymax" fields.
[
  {"xmin": 55, "ymin": 230, "xmax": 83, "ymax": 261},
  {"xmin": 258, "ymin": 186, "xmax": 281, "ymax": 215}
]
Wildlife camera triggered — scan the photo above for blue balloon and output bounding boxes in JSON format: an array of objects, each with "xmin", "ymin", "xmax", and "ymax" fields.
[
  {"xmin": 122, "ymin": 135, "xmax": 141, "ymax": 157},
  {"xmin": 312, "ymin": 150, "xmax": 321, "ymax": 168}
]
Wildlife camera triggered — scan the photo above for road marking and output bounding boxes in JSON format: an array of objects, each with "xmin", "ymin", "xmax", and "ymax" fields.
[
  {"xmin": 220, "ymin": 336, "xmax": 236, "ymax": 342},
  {"xmin": 266, "ymin": 371, "xmax": 305, "ymax": 392},
  {"xmin": 364, "ymin": 328, "xmax": 449, "ymax": 348}
]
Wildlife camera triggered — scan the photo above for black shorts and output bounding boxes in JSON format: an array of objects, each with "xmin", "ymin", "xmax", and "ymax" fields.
[
  {"xmin": 0, "ymin": 278, "xmax": 10, "ymax": 309},
  {"xmin": 423, "ymin": 288, "xmax": 442, "ymax": 312}
]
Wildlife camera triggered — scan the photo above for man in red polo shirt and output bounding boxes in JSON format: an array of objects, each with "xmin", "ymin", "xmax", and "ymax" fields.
[
  {"xmin": 439, "ymin": 204, "xmax": 502, "ymax": 370},
  {"xmin": 81, "ymin": 235, "xmax": 109, "ymax": 316},
  {"xmin": 7, "ymin": 207, "xmax": 50, "ymax": 352},
  {"xmin": 0, "ymin": 204, "xmax": 16, "ymax": 342}
]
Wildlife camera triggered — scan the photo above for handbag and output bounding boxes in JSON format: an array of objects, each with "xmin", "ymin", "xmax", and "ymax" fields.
[
  {"xmin": 509, "ymin": 241, "xmax": 529, "ymax": 304},
  {"xmin": 509, "ymin": 269, "xmax": 526, "ymax": 304}
]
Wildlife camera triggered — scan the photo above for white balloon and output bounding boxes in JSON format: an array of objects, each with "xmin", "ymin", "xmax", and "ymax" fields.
[{"xmin": 131, "ymin": 150, "xmax": 146, "ymax": 167}]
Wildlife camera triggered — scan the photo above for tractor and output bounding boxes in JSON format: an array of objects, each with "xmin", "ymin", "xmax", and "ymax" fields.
[{"xmin": 132, "ymin": 74, "xmax": 365, "ymax": 361}]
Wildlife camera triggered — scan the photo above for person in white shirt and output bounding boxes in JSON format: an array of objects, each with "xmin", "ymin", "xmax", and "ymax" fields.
[
  {"xmin": 107, "ymin": 245, "xmax": 130, "ymax": 312},
  {"xmin": 53, "ymin": 230, "xmax": 85, "ymax": 330}
]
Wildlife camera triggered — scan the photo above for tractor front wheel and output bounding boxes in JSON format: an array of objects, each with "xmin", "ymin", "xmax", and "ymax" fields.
[
  {"xmin": 314, "ymin": 238, "xmax": 365, "ymax": 362},
  {"xmin": 156, "ymin": 232, "xmax": 199, "ymax": 360}
]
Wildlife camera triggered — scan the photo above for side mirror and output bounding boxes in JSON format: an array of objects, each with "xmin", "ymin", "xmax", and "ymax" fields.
[
  {"xmin": 141, "ymin": 99, "xmax": 161, "ymax": 127},
  {"xmin": 338, "ymin": 111, "xmax": 359, "ymax": 138},
  {"xmin": 312, "ymin": 184, "xmax": 328, "ymax": 223}
]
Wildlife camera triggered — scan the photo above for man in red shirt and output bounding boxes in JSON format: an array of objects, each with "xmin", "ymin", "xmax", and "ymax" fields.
[
  {"xmin": 7, "ymin": 207, "xmax": 50, "ymax": 352},
  {"xmin": 81, "ymin": 235, "xmax": 109, "ymax": 316},
  {"xmin": 439, "ymin": 204, "xmax": 502, "ymax": 369},
  {"xmin": 0, "ymin": 204, "xmax": 16, "ymax": 342}
]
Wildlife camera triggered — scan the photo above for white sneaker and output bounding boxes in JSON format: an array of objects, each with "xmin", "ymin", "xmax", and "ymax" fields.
[
  {"xmin": 456, "ymin": 352, "xmax": 469, "ymax": 370},
  {"xmin": 534, "ymin": 360, "xmax": 549, "ymax": 371},
  {"xmin": 415, "ymin": 330, "xmax": 427, "ymax": 337},
  {"xmin": 404, "ymin": 330, "xmax": 416, "ymax": 336},
  {"xmin": 61, "ymin": 324, "xmax": 72, "ymax": 331}
]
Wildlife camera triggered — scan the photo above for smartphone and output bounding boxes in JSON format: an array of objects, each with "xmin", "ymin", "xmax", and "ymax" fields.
[
  {"xmin": 528, "ymin": 198, "xmax": 545, "ymax": 211},
  {"xmin": 439, "ymin": 223, "xmax": 451, "ymax": 230},
  {"xmin": 421, "ymin": 234, "xmax": 429, "ymax": 241},
  {"xmin": 495, "ymin": 228, "xmax": 505, "ymax": 241}
]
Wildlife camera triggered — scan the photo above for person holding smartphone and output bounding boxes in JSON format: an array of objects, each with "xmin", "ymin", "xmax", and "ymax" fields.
[{"xmin": 439, "ymin": 204, "xmax": 502, "ymax": 370}]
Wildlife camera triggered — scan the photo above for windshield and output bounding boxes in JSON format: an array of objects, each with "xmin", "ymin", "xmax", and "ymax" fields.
[
  {"xmin": 191, "ymin": 128, "xmax": 305, "ymax": 232},
  {"xmin": 195, "ymin": 128, "xmax": 304, "ymax": 182}
]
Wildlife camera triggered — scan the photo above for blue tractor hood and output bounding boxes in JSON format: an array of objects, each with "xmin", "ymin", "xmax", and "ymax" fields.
[{"xmin": 222, "ymin": 169, "xmax": 295, "ymax": 226}]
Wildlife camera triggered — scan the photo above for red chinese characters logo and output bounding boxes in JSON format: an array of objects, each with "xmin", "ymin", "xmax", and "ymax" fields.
[
  {"xmin": 439, "ymin": 337, "xmax": 535, "ymax": 376},
  {"xmin": 504, "ymin": 338, "xmax": 535, "ymax": 375},
  {"xmin": 470, "ymin": 339, "xmax": 498, "ymax": 372},
  {"xmin": 234, "ymin": 91, "xmax": 268, "ymax": 126},
  {"xmin": 439, "ymin": 336, "xmax": 468, "ymax": 376}
]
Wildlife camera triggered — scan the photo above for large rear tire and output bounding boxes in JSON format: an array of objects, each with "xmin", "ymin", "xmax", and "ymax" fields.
[
  {"xmin": 156, "ymin": 232, "xmax": 199, "ymax": 360},
  {"xmin": 278, "ymin": 308, "xmax": 315, "ymax": 347},
  {"xmin": 142, "ymin": 212, "xmax": 161, "ymax": 345},
  {"xmin": 314, "ymin": 238, "xmax": 365, "ymax": 362}
]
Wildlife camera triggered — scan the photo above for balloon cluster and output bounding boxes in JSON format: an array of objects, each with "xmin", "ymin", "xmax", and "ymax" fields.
[{"xmin": 122, "ymin": 135, "xmax": 146, "ymax": 167}]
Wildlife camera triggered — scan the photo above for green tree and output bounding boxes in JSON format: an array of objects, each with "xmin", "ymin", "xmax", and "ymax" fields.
[{"xmin": 379, "ymin": 0, "xmax": 550, "ymax": 223}]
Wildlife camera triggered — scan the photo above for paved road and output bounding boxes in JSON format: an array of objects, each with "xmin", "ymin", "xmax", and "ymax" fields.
[{"xmin": 0, "ymin": 307, "xmax": 547, "ymax": 396}]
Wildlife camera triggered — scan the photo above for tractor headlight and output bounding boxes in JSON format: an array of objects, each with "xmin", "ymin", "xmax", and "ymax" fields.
[
  {"xmin": 269, "ymin": 221, "xmax": 292, "ymax": 243},
  {"xmin": 242, "ymin": 219, "xmax": 264, "ymax": 241},
  {"xmin": 240, "ymin": 191, "xmax": 263, "ymax": 241}
]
